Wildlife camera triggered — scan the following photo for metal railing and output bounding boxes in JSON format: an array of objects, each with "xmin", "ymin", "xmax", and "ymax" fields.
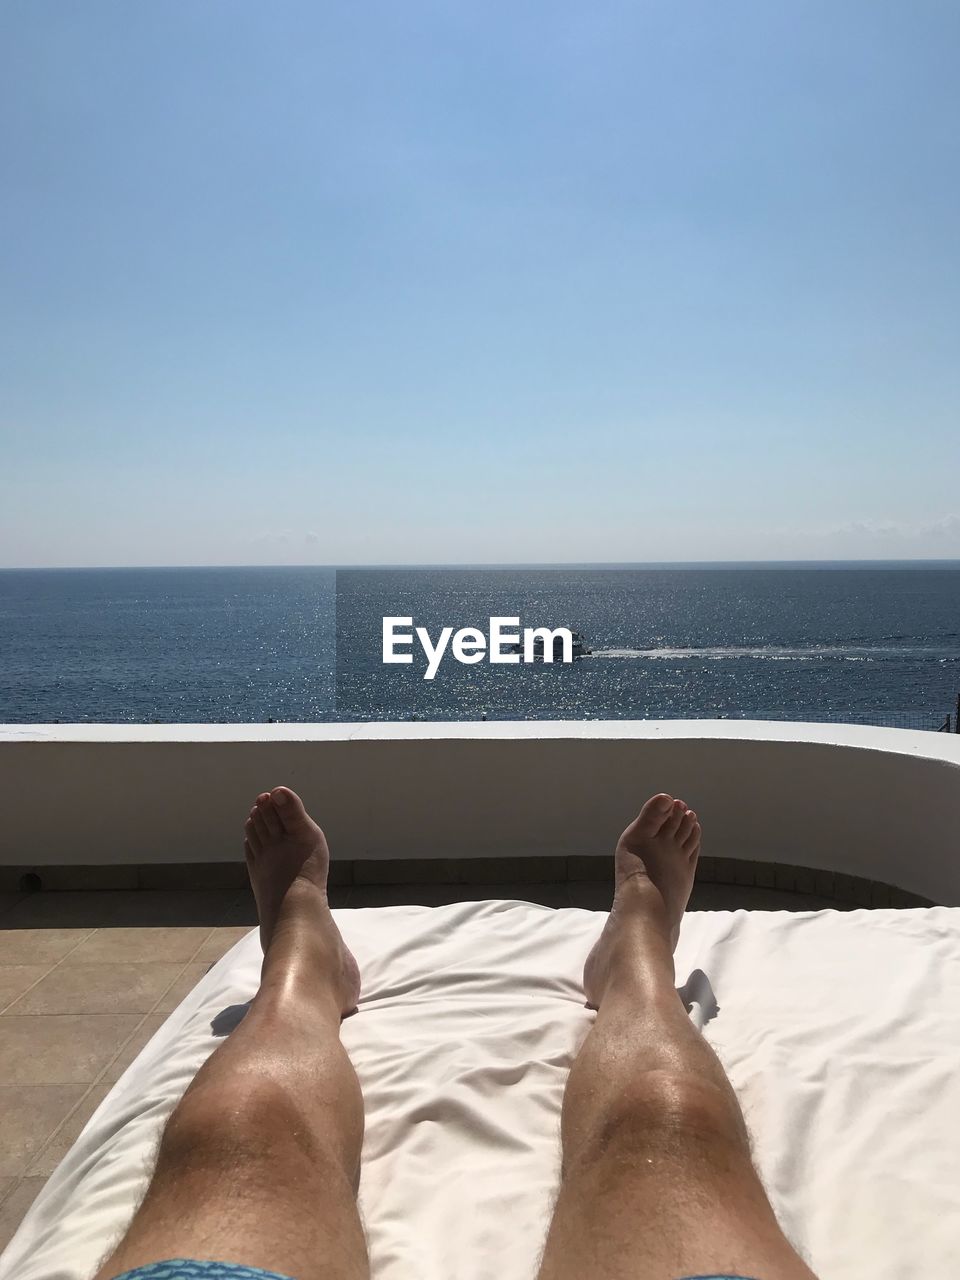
[{"xmin": 787, "ymin": 707, "xmax": 955, "ymax": 733}]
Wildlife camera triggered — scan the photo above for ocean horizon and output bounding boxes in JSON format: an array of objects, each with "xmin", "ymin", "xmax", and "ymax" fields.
[
  {"xmin": 2, "ymin": 563, "xmax": 959, "ymax": 726},
  {"xmin": 4, "ymin": 560, "xmax": 960, "ymax": 572}
]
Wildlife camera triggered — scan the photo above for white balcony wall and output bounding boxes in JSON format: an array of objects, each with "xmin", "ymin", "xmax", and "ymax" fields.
[{"xmin": 2, "ymin": 721, "xmax": 959, "ymax": 904}]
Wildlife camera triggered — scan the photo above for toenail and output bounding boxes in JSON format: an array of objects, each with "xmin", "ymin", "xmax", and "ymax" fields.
[{"xmin": 274, "ymin": 790, "xmax": 287, "ymax": 805}]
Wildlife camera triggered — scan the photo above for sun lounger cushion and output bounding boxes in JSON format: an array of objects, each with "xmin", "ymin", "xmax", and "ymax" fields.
[{"xmin": 2, "ymin": 901, "xmax": 959, "ymax": 1280}]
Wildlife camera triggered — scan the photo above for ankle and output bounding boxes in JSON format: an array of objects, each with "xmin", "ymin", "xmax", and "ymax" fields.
[
  {"xmin": 259, "ymin": 926, "xmax": 350, "ymax": 1011},
  {"xmin": 282, "ymin": 875, "xmax": 330, "ymax": 910},
  {"xmin": 612, "ymin": 875, "xmax": 673, "ymax": 943},
  {"xmin": 592, "ymin": 918, "xmax": 676, "ymax": 1008}
]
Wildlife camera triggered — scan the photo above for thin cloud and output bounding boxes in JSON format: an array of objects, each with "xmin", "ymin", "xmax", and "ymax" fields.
[{"xmin": 828, "ymin": 514, "xmax": 960, "ymax": 542}]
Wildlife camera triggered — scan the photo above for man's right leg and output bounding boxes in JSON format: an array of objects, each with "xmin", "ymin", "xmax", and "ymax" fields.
[
  {"xmin": 94, "ymin": 787, "xmax": 367, "ymax": 1280},
  {"xmin": 538, "ymin": 794, "xmax": 818, "ymax": 1280}
]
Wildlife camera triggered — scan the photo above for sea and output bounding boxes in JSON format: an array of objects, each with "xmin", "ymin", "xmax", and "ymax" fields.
[{"xmin": 1, "ymin": 564, "xmax": 959, "ymax": 727}]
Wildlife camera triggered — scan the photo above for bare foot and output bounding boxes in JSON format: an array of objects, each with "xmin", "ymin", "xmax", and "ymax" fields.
[
  {"xmin": 583, "ymin": 793, "xmax": 701, "ymax": 1009},
  {"xmin": 243, "ymin": 785, "xmax": 360, "ymax": 1015}
]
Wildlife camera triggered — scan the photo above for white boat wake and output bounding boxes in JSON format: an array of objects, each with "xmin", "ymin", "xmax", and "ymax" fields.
[{"xmin": 588, "ymin": 644, "xmax": 958, "ymax": 662}]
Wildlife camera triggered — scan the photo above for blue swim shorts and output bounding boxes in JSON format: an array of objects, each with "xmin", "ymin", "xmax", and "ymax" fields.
[
  {"xmin": 112, "ymin": 1262, "xmax": 757, "ymax": 1280},
  {"xmin": 112, "ymin": 1264, "xmax": 294, "ymax": 1280}
]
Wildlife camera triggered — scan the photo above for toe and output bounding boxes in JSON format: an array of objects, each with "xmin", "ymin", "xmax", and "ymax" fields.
[
  {"xmin": 270, "ymin": 786, "xmax": 311, "ymax": 832},
  {"xmin": 682, "ymin": 819, "xmax": 702, "ymax": 856},
  {"xmin": 244, "ymin": 823, "xmax": 261, "ymax": 857},
  {"xmin": 664, "ymin": 798, "xmax": 687, "ymax": 836},
  {"xmin": 633, "ymin": 793, "xmax": 675, "ymax": 835},
  {"xmin": 251, "ymin": 809, "xmax": 270, "ymax": 844},
  {"xmin": 257, "ymin": 795, "xmax": 282, "ymax": 837},
  {"xmin": 677, "ymin": 808, "xmax": 696, "ymax": 843}
]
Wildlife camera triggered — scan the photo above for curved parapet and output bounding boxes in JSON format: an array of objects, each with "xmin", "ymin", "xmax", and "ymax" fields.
[{"xmin": 1, "ymin": 720, "xmax": 959, "ymax": 904}]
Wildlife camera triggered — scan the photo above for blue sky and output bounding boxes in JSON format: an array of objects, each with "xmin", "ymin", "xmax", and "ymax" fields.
[{"xmin": 2, "ymin": 1, "xmax": 958, "ymax": 566}]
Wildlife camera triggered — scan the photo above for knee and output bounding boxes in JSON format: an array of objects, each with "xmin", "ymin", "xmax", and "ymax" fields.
[
  {"xmin": 567, "ymin": 1069, "xmax": 748, "ymax": 1176},
  {"xmin": 159, "ymin": 1074, "xmax": 316, "ymax": 1178}
]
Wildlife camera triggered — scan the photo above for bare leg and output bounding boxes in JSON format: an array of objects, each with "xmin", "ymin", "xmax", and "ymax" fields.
[
  {"xmin": 538, "ymin": 794, "xmax": 818, "ymax": 1280},
  {"xmin": 95, "ymin": 787, "xmax": 366, "ymax": 1280}
]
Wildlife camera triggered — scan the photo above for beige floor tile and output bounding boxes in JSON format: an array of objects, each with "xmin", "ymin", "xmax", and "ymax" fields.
[
  {"xmin": 215, "ymin": 890, "xmax": 259, "ymax": 925},
  {"xmin": 195, "ymin": 925, "xmax": 252, "ymax": 963},
  {"xmin": 0, "ymin": 1176, "xmax": 47, "ymax": 1251},
  {"xmin": 7, "ymin": 891, "xmax": 235, "ymax": 930},
  {"xmin": 101, "ymin": 1013, "xmax": 167, "ymax": 1084},
  {"xmin": 70, "ymin": 927, "xmax": 212, "ymax": 964},
  {"xmin": 0, "ymin": 966, "xmax": 51, "ymax": 1013},
  {"xmin": 27, "ymin": 1083, "xmax": 112, "ymax": 1177},
  {"xmin": 99, "ymin": 891, "xmax": 238, "ymax": 927},
  {"xmin": 0, "ymin": 928, "xmax": 92, "ymax": 966},
  {"xmin": 0, "ymin": 1015, "xmax": 141, "ymax": 1085},
  {"xmin": 0, "ymin": 1085, "xmax": 87, "ymax": 1177},
  {"xmin": 3, "ymin": 893, "xmax": 134, "ymax": 929},
  {"xmin": 0, "ymin": 895, "xmax": 25, "ymax": 922},
  {"xmin": 155, "ymin": 963, "xmax": 210, "ymax": 1014},
  {"xmin": 8, "ymin": 963, "xmax": 185, "ymax": 1016}
]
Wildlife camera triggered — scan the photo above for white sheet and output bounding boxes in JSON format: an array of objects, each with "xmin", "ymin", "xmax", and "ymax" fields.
[{"xmin": 3, "ymin": 902, "xmax": 959, "ymax": 1280}]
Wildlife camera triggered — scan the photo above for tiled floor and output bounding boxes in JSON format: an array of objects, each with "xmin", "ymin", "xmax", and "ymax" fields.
[
  {"xmin": 0, "ymin": 887, "xmax": 260, "ymax": 1253},
  {"xmin": 0, "ymin": 878, "xmax": 832, "ymax": 1252}
]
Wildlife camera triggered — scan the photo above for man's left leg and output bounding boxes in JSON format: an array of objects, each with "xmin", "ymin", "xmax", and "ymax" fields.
[
  {"xmin": 538, "ymin": 794, "xmax": 818, "ymax": 1280},
  {"xmin": 94, "ymin": 787, "xmax": 367, "ymax": 1280}
]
